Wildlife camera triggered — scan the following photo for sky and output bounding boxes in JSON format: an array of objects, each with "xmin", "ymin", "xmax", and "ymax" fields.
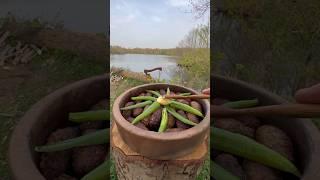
[{"xmin": 110, "ymin": 0, "xmax": 208, "ymax": 49}]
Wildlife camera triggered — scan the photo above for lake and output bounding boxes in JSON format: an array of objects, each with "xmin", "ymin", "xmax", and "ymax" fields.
[
  {"xmin": 110, "ymin": 54, "xmax": 178, "ymax": 81},
  {"xmin": 0, "ymin": 0, "xmax": 107, "ymax": 33}
]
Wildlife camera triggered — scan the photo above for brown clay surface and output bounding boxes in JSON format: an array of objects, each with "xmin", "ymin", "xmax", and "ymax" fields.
[
  {"xmin": 112, "ymin": 83, "xmax": 210, "ymax": 160},
  {"xmin": 111, "ymin": 124, "xmax": 208, "ymax": 160}
]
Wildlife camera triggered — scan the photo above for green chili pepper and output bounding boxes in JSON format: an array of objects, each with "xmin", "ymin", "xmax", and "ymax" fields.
[
  {"xmin": 131, "ymin": 96, "xmax": 157, "ymax": 101},
  {"xmin": 211, "ymin": 160, "xmax": 240, "ymax": 180},
  {"xmin": 35, "ymin": 129, "xmax": 109, "ymax": 152},
  {"xmin": 211, "ymin": 127, "xmax": 301, "ymax": 177},
  {"xmin": 179, "ymin": 93, "xmax": 191, "ymax": 96},
  {"xmin": 166, "ymin": 106, "xmax": 197, "ymax": 126},
  {"xmin": 146, "ymin": 90, "xmax": 161, "ymax": 97},
  {"xmin": 166, "ymin": 87, "xmax": 170, "ymax": 96},
  {"xmin": 69, "ymin": 110, "xmax": 109, "ymax": 122},
  {"xmin": 158, "ymin": 108, "xmax": 168, "ymax": 132},
  {"xmin": 81, "ymin": 160, "xmax": 110, "ymax": 180},
  {"xmin": 120, "ymin": 101, "xmax": 152, "ymax": 110},
  {"xmin": 170, "ymin": 101, "xmax": 204, "ymax": 117},
  {"xmin": 132, "ymin": 101, "xmax": 161, "ymax": 124},
  {"xmin": 223, "ymin": 99, "xmax": 259, "ymax": 109}
]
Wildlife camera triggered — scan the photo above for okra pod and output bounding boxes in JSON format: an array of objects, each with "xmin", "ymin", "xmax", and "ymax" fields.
[
  {"xmin": 35, "ymin": 128, "xmax": 109, "ymax": 152},
  {"xmin": 132, "ymin": 101, "xmax": 161, "ymax": 124},
  {"xmin": 120, "ymin": 100, "xmax": 153, "ymax": 110},
  {"xmin": 166, "ymin": 106, "xmax": 197, "ymax": 126},
  {"xmin": 223, "ymin": 99, "xmax": 259, "ymax": 109},
  {"xmin": 131, "ymin": 96, "xmax": 157, "ymax": 101},
  {"xmin": 170, "ymin": 101, "xmax": 204, "ymax": 117},
  {"xmin": 146, "ymin": 90, "xmax": 161, "ymax": 97},
  {"xmin": 211, "ymin": 127, "xmax": 301, "ymax": 177},
  {"xmin": 211, "ymin": 160, "xmax": 240, "ymax": 180},
  {"xmin": 69, "ymin": 110, "xmax": 109, "ymax": 122},
  {"xmin": 81, "ymin": 160, "xmax": 110, "ymax": 180},
  {"xmin": 158, "ymin": 108, "xmax": 168, "ymax": 132}
]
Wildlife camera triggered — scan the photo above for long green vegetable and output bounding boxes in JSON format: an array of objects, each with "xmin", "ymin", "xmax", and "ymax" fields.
[
  {"xmin": 131, "ymin": 96, "xmax": 157, "ymax": 101},
  {"xmin": 166, "ymin": 106, "xmax": 197, "ymax": 126},
  {"xmin": 211, "ymin": 127, "xmax": 301, "ymax": 177},
  {"xmin": 132, "ymin": 101, "xmax": 161, "ymax": 124},
  {"xmin": 146, "ymin": 90, "xmax": 161, "ymax": 97},
  {"xmin": 211, "ymin": 161, "xmax": 240, "ymax": 180},
  {"xmin": 158, "ymin": 108, "xmax": 168, "ymax": 132},
  {"xmin": 35, "ymin": 129, "xmax": 109, "ymax": 152},
  {"xmin": 120, "ymin": 100, "xmax": 152, "ymax": 110},
  {"xmin": 223, "ymin": 99, "xmax": 259, "ymax": 109},
  {"xmin": 81, "ymin": 160, "xmax": 110, "ymax": 180},
  {"xmin": 170, "ymin": 101, "xmax": 204, "ymax": 117},
  {"xmin": 179, "ymin": 92, "xmax": 192, "ymax": 96},
  {"xmin": 69, "ymin": 110, "xmax": 109, "ymax": 122}
]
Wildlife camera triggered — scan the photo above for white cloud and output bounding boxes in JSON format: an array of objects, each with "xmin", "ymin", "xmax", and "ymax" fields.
[
  {"xmin": 151, "ymin": 16, "xmax": 162, "ymax": 23},
  {"xmin": 166, "ymin": 0, "xmax": 189, "ymax": 7}
]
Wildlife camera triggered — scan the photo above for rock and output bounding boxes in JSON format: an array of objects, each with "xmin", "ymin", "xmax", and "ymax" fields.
[
  {"xmin": 72, "ymin": 129, "xmax": 107, "ymax": 177},
  {"xmin": 215, "ymin": 153, "xmax": 244, "ymax": 178},
  {"xmin": 214, "ymin": 118, "xmax": 255, "ymax": 138},
  {"xmin": 256, "ymin": 125, "xmax": 294, "ymax": 162},
  {"xmin": 79, "ymin": 121, "xmax": 105, "ymax": 132},
  {"xmin": 148, "ymin": 108, "xmax": 162, "ymax": 131},
  {"xmin": 176, "ymin": 110, "xmax": 190, "ymax": 129},
  {"xmin": 122, "ymin": 101, "xmax": 134, "ymax": 118},
  {"xmin": 190, "ymin": 101, "xmax": 203, "ymax": 112},
  {"xmin": 186, "ymin": 113, "xmax": 200, "ymax": 123},
  {"xmin": 236, "ymin": 116, "xmax": 261, "ymax": 129},
  {"xmin": 167, "ymin": 114, "xmax": 176, "ymax": 128},
  {"xmin": 243, "ymin": 161, "xmax": 282, "ymax": 180},
  {"xmin": 40, "ymin": 127, "xmax": 80, "ymax": 180},
  {"xmin": 132, "ymin": 107, "xmax": 143, "ymax": 117}
]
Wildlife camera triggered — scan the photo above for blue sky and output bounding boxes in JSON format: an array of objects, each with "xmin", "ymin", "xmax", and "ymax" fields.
[{"xmin": 111, "ymin": 0, "xmax": 208, "ymax": 48}]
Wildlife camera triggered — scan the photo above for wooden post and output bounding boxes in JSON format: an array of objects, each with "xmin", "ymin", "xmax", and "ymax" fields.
[{"xmin": 111, "ymin": 124, "xmax": 208, "ymax": 180}]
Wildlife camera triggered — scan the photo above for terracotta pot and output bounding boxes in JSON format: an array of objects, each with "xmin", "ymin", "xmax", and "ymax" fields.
[
  {"xmin": 112, "ymin": 83, "xmax": 210, "ymax": 160},
  {"xmin": 8, "ymin": 75, "xmax": 108, "ymax": 180},
  {"xmin": 213, "ymin": 75, "xmax": 320, "ymax": 180}
]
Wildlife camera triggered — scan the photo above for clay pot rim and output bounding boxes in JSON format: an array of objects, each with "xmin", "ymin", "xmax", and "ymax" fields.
[
  {"xmin": 213, "ymin": 75, "xmax": 320, "ymax": 180},
  {"xmin": 112, "ymin": 83, "xmax": 210, "ymax": 141},
  {"xmin": 8, "ymin": 74, "xmax": 107, "ymax": 180}
]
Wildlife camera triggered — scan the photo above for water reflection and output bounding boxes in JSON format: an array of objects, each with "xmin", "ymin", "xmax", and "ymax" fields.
[{"xmin": 110, "ymin": 54, "xmax": 178, "ymax": 81}]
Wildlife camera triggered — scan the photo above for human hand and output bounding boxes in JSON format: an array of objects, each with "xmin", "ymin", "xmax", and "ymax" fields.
[
  {"xmin": 295, "ymin": 83, "xmax": 320, "ymax": 104},
  {"xmin": 202, "ymin": 88, "xmax": 210, "ymax": 95}
]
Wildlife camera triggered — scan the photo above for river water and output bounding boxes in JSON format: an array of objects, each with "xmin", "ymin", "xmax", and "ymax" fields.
[
  {"xmin": 110, "ymin": 54, "xmax": 178, "ymax": 81},
  {"xmin": 0, "ymin": 0, "xmax": 107, "ymax": 33}
]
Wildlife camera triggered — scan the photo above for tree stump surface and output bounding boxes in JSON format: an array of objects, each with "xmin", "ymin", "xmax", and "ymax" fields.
[{"xmin": 111, "ymin": 124, "xmax": 208, "ymax": 180}]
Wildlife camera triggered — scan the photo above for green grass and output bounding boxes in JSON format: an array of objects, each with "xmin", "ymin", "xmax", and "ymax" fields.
[{"xmin": 0, "ymin": 49, "xmax": 105, "ymax": 179}]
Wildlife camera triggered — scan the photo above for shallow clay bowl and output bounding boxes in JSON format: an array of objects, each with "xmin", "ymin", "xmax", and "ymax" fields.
[
  {"xmin": 213, "ymin": 75, "xmax": 320, "ymax": 180},
  {"xmin": 112, "ymin": 83, "xmax": 210, "ymax": 160},
  {"xmin": 8, "ymin": 75, "xmax": 108, "ymax": 180}
]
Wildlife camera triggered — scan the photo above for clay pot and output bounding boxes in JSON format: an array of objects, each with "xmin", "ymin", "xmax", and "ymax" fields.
[
  {"xmin": 213, "ymin": 75, "xmax": 320, "ymax": 180},
  {"xmin": 112, "ymin": 83, "xmax": 210, "ymax": 160},
  {"xmin": 8, "ymin": 75, "xmax": 108, "ymax": 180}
]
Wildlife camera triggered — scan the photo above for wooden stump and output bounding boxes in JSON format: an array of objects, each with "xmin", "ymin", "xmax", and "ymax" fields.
[{"xmin": 111, "ymin": 124, "xmax": 208, "ymax": 180}]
